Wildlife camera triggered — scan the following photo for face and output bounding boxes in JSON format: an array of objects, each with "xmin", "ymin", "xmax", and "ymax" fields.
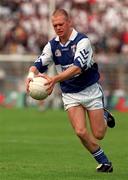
[{"xmin": 51, "ymin": 15, "xmax": 71, "ymax": 39}]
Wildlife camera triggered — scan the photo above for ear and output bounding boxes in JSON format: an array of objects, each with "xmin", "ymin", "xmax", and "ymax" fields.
[{"xmin": 68, "ymin": 19, "xmax": 73, "ymax": 27}]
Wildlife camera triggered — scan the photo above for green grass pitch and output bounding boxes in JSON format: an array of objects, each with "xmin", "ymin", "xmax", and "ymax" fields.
[{"xmin": 0, "ymin": 107, "xmax": 127, "ymax": 180}]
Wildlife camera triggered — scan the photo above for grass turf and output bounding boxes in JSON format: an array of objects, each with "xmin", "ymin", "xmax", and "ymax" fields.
[{"xmin": 0, "ymin": 107, "xmax": 127, "ymax": 180}]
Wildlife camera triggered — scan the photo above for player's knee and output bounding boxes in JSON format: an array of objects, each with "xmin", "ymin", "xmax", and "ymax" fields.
[
  {"xmin": 75, "ymin": 128, "xmax": 86, "ymax": 139},
  {"xmin": 93, "ymin": 130, "xmax": 105, "ymax": 140}
]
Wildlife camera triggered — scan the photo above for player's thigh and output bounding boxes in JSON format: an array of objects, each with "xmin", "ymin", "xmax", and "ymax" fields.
[
  {"xmin": 67, "ymin": 105, "xmax": 87, "ymax": 131},
  {"xmin": 87, "ymin": 109, "xmax": 107, "ymax": 139}
]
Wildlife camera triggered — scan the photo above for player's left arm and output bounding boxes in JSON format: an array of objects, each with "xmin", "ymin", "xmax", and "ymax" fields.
[
  {"xmin": 46, "ymin": 38, "xmax": 93, "ymax": 93},
  {"xmin": 47, "ymin": 38, "xmax": 92, "ymax": 84},
  {"xmin": 51, "ymin": 65, "xmax": 81, "ymax": 82},
  {"xmin": 73, "ymin": 38, "xmax": 93, "ymax": 71},
  {"xmin": 44, "ymin": 65, "xmax": 81, "ymax": 95}
]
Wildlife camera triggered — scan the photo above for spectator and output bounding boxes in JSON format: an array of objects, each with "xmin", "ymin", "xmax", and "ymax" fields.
[{"xmin": 0, "ymin": 0, "xmax": 127, "ymax": 55}]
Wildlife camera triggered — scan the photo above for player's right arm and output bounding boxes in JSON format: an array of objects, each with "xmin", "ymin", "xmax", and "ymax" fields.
[{"xmin": 26, "ymin": 42, "xmax": 53, "ymax": 93}]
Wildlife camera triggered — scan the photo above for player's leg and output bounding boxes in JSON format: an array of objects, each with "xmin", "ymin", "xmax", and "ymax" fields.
[
  {"xmin": 98, "ymin": 84, "xmax": 115, "ymax": 128},
  {"xmin": 67, "ymin": 106, "xmax": 113, "ymax": 172},
  {"xmin": 67, "ymin": 105, "xmax": 100, "ymax": 152},
  {"xmin": 88, "ymin": 108, "xmax": 113, "ymax": 172},
  {"xmin": 104, "ymin": 108, "xmax": 115, "ymax": 128},
  {"xmin": 87, "ymin": 108, "xmax": 107, "ymax": 140}
]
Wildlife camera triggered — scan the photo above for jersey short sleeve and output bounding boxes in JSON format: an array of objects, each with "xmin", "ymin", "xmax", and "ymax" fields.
[
  {"xmin": 34, "ymin": 42, "xmax": 53, "ymax": 73},
  {"xmin": 74, "ymin": 38, "xmax": 94, "ymax": 70}
]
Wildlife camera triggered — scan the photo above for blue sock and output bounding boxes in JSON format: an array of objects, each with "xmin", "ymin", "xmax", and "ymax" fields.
[{"xmin": 92, "ymin": 148, "xmax": 110, "ymax": 164}]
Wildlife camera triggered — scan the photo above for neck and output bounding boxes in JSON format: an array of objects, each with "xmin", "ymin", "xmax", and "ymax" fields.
[{"xmin": 60, "ymin": 28, "xmax": 73, "ymax": 44}]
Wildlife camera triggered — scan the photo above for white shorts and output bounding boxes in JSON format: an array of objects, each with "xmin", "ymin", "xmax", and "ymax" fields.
[{"xmin": 62, "ymin": 83, "xmax": 104, "ymax": 111}]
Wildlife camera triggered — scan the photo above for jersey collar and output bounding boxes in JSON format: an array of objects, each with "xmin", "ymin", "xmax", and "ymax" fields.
[{"xmin": 55, "ymin": 29, "xmax": 78, "ymax": 42}]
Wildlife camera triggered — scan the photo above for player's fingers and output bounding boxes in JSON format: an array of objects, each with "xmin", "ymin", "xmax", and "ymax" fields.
[
  {"xmin": 47, "ymin": 88, "xmax": 53, "ymax": 95},
  {"xmin": 26, "ymin": 78, "xmax": 33, "ymax": 93}
]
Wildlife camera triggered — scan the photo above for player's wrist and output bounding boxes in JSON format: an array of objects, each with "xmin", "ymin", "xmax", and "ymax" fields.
[{"xmin": 27, "ymin": 72, "xmax": 34, "ymax": 79}]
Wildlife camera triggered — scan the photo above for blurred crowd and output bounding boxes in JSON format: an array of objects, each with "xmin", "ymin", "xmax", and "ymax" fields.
[{"xmin": 0, "ymin": 0, "xmax": 128, "ymax": 55}]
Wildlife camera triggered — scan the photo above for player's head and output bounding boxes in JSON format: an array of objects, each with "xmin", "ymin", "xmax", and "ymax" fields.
[{"xmin": 51, "ymin": 9, "xmax": 72, "ymax": 40}]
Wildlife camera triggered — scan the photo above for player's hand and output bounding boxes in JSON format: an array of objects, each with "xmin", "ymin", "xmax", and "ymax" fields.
[
  {"xmin": 36, "ymin": 74, "xmax": 55, "ymax": 95},
  {"xmin": 26, "ymin": 78, "xmax": 33, "ymax": 93},
  {"xmin": 45, "ymin": 77, "xmax": 56, "ymax": 95}
]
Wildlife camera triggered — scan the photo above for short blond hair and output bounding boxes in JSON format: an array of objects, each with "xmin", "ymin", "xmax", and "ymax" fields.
[{"xmin": 52, "ymin": 9, "xmax": 70, "ymax": 20}]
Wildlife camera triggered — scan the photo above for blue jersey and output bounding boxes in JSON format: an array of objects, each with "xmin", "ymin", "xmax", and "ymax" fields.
[{"xmin": 34, "ymin": 29, "xmax": 100, "ymax": 93}]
